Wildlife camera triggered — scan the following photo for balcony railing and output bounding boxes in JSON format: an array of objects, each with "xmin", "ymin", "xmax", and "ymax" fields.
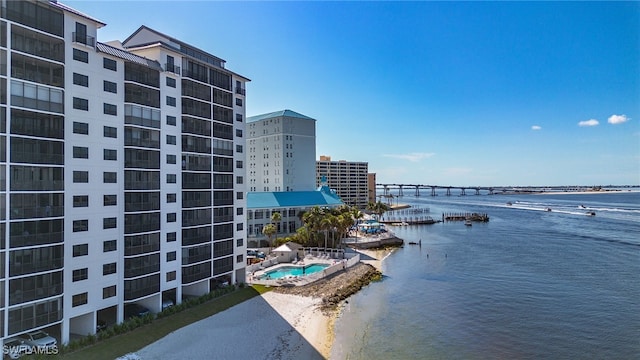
[
  {"xmin": 235, "ymin": 86, "xmax": 246, "ymax": 96},
  {"xmin": 72, "ymin": 32, "xmax": 95, "ymax": 47},
  {"xmin": 165, "ymin": 63, "xmax": 181, "ymax": 75}
]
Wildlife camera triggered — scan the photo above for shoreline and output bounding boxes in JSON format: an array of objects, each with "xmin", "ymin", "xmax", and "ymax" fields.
[{"xmin": 133, "ymin": 253, "xmax": 391, "ymax": 359}]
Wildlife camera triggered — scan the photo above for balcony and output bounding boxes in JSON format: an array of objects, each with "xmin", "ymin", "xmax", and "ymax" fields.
[
  {"xmin": 165, "ymin": 63, "xmax": 181, "ymax": 75},
  {"xmin": 235, "ymin": 86, "xmax": 246, "ymax": 96},
  {"xmin": 72, "ymin": 32, "xmax": 95, "ymax": 47}
]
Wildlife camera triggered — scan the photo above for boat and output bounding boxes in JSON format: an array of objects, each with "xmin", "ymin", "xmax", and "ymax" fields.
[
  {"xmin": 545, "ymin": 207, "xmax": 552, "ymax": 212},
  {"xmin": 464, "ymin": 219, "xmax": 472, "ymax": 226},
  {"xmin": 579, "ymin": 205, "xmax": 586, "ymax": 209},
  {"xmin": 506, "ymin": 202, "xmax": 513, "ymax": 206},
  {"xmin": 586, "ymin": 211, "xmax": 596, "ymax": 216},
  {"xmin": 408, "ymin": 241, "xmax": 418, "ymax": 245}
]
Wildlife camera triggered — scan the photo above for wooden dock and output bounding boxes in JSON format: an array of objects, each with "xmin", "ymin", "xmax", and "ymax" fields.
[{"xmin": 443, "ymin": 212, "xmax": 490, "ymax": 222}]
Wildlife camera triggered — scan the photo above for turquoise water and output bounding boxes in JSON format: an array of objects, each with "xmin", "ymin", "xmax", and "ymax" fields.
[{"xmin": 262, "ymin": 263, "xmax": 328, "ymax": 280}]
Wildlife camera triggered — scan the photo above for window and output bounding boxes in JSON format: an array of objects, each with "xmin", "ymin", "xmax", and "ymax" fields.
[
  {"xmin": 104, "ymin": 194, "xmax": 117, "ymax": 206},
  {"xmin": 73, "ymin": 195, "xmax": 88, "ymax": 207},
  {"xmin": 166, "ymin": 135, "xmax": 176, "ymax": 145},
  {"xmin": 73, "ymin": 219, "xmax": 88, "ymax": 232},
  {"xmin": 103, "ymin": 262, "xmax": 116, "ymax": 275},
  {"xmin": 167, "ymin": 193, "xmax": 176, "ymax": 203},
  {"xmin": 73, "ymin": 73, "xmax": 88, "ymax": 87},
  {"xmin": 104, "ymin": 149, "xmax": 117, "ymax": 161},
  {"xmin": 235, "ymin": 129, "xmax": 243, "ymax": 137},
  {"xmin": 236, "ymin": 114, "xmax": 243, "ymax": 122},
  {"xmin": 104, "ymin": 103, "xmax": 117, "ymax": 115},
  {"xmin": 73, "ymin": 48, "xmax": 88, "ymax": 63},
  {"xmin": 236, "ymin": 145, "xmax": 243, "ymax": 153},
  {"xmin": 236, "ymin": 176, "xmax": 243, "ymax": 184},
  {"xmin": 236, "ymin": 207, "xmax": 243, "ymax": 215},
  {"xmin": 73, "ymin": 121, "xmax": 89, "ymax": 135},
  {"xmin": 104, "ymin": 126, "xmax": 117, "ymax": 138},
  {"xmin": 166, "ymin": 96, "xmax": 176, "ymax": 107},
  {"xmin": 73, "ymin": 146, "xmax": 88, "ymax": 159},
  {"xmin": 103, "ymin": 57, "xmax": 117, "ymax": 71},
  {"xmin": 236, "ymin": 192, "xmax": 243, "ymax": 200},
  {"xmin": 72, "ymin": 293, "xmax": 88, "ymax": 307},
  {"xmin": 103, "ymin": 217, "xmax": 117, "ymax": 229},
  {"xmin": 236, "ymin": 223, "xmax": 243, "ymax": 231},
  {"xmin": 73, "ymin": 97, "xmax": 88, "ymax": 111},
  {"xmin": 166, "ymin": 77, "xmax": 176, "ymax": 88},
  {"xmin": 73, "ymin": 244, "xmax": 88, "ymax": 257},
  {"xmin": 73, "ymin": 171, "xmax": 88, "ymax": 183},
  {"xmin": 167, "ymin": 174, "xmax": 176, "ymax": 183},
  {"xmin": 167, "ymin": 251, "xmax": 176, "ymax": 262},
  {"xmin": 236, "ymin": 238, "xmax": 243, "ymax": 247},
  {"xmin": 103, "ymin": 240, "xmax": 117, "ymax": 252},
  {"xmin": 167, "ymin": 213, "xmax": 176, "ymax": 222},
  {"xmin": 235, "ymin": 98, "xmax": 243, "ymax": 106},
  {"xmin": 166, "ymin": 115, "xmax": 176, "ymax": 126},
  {"xmin": 104, "ymin": 172, "xmax": 117, "ymax": 183},
  {"xmin": 167, "ymin": 232, "xmax": 176, "ymax": 242},
  {"xmin": 166, "ymin": 271, "xmax": 176, "ymax": 282},
  {"xmin": 236, "ymin": 160, "xmax": 243, "ymax": 168},
  {"xmin": 167, "ymin": 154, "xmax": 176, "ymax": 164},
  {"xmin": 72, "ymin": 268, "xmax": 88, "ymax": 282},
  {"xmin": 103, "ymin": 285, "xmax": 116, "ymax": 299},
  {"xmin": 237, "ymin": 254, "xmax": 243, "ymax": 263},
  {"xmin": 104, "ymin": 80, "xmax": 117, "ymax": 93}
]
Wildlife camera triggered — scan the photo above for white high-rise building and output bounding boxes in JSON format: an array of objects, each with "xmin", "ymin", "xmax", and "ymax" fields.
[
  {"xmin": 1, "ymin": 0, "xmax": 248, "ymax": 344},
  {"xmin": 247, "ymin": 110, "xmax": 316, "ymax": 192}
]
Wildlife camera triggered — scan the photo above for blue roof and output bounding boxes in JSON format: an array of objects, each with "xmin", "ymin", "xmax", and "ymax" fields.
[
  {"xmin": 247, "ymin": 109, "xmax": 315, "ymax": 123},
  {"xmin": 247, "ymin": 188, "xmax": 343, "ymax": 209}
]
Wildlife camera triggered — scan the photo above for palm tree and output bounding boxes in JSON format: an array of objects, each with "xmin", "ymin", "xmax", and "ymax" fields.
[
  {"xmin": 271, "ymin": 211, "xmax": 282, "ymax": 245},
  {"xmin": 320, "ymin": 215, "xmax": 334, "ymax": 251},
  {"xmin": 262, "ymin": 223, "xmax": 276, "ymax": 249}
]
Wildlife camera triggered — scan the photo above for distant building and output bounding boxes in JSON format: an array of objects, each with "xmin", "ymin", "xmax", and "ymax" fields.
[
  {"xmin": 1, "ymin": 0, "xmax": 247, "ymax": 344},
  {"xmin": 247, "ymin": 110, "xmax": 316, "ymax": 192},
  {"xmin": 316, "ymin": 156, "xmax": 370, "ymax": 209},
  {"xmin": 368, "ymin": 173, "xmax": 377, "ymax": 204},
  {"xmin": 246, "ymin": 184, "xmax": 344, "ymax": 247}
]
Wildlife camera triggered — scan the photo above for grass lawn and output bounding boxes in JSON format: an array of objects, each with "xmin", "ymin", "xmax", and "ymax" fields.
[{"xmin": 59, "ymin": 285, "xmax": 272, "ymax": 360}]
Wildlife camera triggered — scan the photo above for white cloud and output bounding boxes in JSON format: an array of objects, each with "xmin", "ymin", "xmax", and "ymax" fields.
[
  {"xmin": 382, "ymin": 152, "xmax": 435, "ymax": 162},
  {"xmin": 531, "ymin": 125, "xmax": 542, "ymax": 130},
  {"xmin": 608, "ymin": 114, "xmax": 630, "ymax": 125},
  {"xmin": 578, "ymin": 119, "xmax": 599, "ymax": 127}
]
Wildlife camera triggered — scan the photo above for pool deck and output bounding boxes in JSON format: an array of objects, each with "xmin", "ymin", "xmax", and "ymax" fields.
[{"xmin": 248, "ymin": 255, "xmax": 358, "ymax": 287}]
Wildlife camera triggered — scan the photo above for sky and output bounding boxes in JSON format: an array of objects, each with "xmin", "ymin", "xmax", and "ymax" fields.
[{"xmin": 67, "ymin": 0, "xmax": 640, "ymax": 187}]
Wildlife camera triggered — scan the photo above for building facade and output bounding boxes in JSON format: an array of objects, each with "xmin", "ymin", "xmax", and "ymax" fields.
[
  {"xmin": 246, "ymin": 185, "xmax": 344, "ymax": 248},
  {"xmin": 316, "ymin": 156, "xmax": 370, "ymax": 209},
  {"xmin": 1, "ymin": 0, "xmax": 248, "ymax": 344},
  {"xmin": 246, "ymin": 110, "xmax": 316, "ymax": 192}
]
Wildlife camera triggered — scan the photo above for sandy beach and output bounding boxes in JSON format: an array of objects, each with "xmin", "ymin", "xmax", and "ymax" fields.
[
  {"xmin": 129, "ymin": 251, "xmax": 388, "ymax": 360},
  {"xmin": 133, "ymin": 291, "xmax": 330, "ymax": 360}
]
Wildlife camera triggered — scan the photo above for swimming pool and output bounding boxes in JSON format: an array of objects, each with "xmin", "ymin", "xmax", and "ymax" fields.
[{"xmin": 261, "ymin": 263, "xmax": 329, "ymax": 280}]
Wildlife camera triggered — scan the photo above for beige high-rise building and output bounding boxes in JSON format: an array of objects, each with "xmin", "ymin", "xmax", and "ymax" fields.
[{"xmin": 316, "ymin": 156, "xmax": 370, "ymax": 209}]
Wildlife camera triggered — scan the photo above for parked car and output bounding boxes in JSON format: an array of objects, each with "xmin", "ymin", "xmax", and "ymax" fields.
[
  {"xmin": 161, "ymin": 299, "xmax": 174, "ymax": 310},
  {"xmin": 96, "ymin": 319, "xmax": 107, "ymax": 333},
  {"xmin": 247, "ymin": 249, "xmax": 257, "ymax": 257},
  {"xmin": 19, "ymin": 330, "xmax": 57, "ymax": 350},
  {"xmin": 3, "ymin": 337, "xmax": 30, "ymax": 359},
  {"xmin": 124, "ymin": 303, "xmax": 150, "ymax": 319},
  {"xmin": 256, "ymin": 251, "xmax": 266, "ymax": 259}
]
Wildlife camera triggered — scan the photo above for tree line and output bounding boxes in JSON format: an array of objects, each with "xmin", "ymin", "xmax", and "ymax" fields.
[{"xmin": 261, "ymin": 201, "xmax": 390, "ymax": 249}]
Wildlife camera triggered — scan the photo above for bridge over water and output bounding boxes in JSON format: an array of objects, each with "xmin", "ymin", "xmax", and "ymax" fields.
[{"xmin": 376, "ymin": 184, "xmax": 635, "ymax": 197}]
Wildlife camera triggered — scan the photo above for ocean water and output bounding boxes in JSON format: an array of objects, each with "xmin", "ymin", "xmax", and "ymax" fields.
[{"xmin": 331, "ymin": 191, "xmax": 640, "ymax": 359}]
